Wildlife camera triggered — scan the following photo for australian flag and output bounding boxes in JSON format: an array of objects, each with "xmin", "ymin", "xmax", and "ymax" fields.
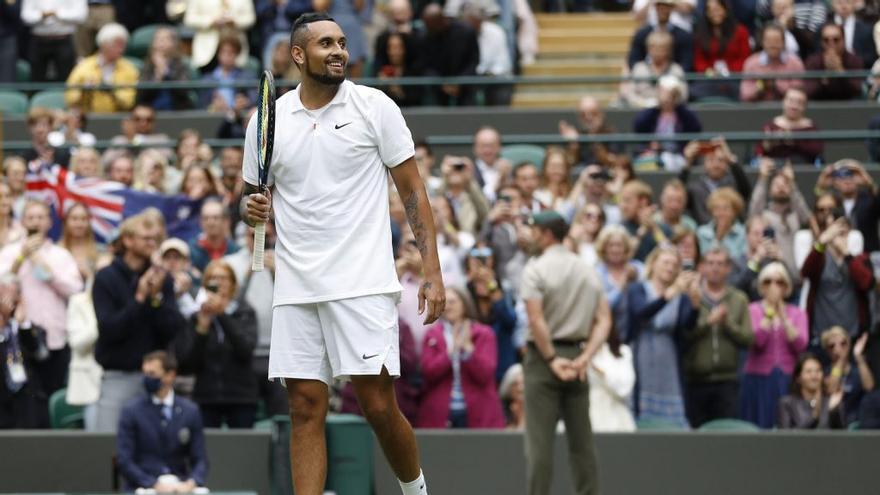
[{"xmin": 25, "ymin": 163, "xmax": 203, "ymax": 244}]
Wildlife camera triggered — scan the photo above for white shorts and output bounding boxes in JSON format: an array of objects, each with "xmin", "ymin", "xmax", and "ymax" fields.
[{"xmin": 268, "ymin": 293, "xmax": 400, "ymax": 385}]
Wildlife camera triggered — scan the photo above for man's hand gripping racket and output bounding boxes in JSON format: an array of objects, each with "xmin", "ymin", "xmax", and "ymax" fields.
[{"xmin": 251, "ymin": 70, "xmax": 276, "ymax": 272}]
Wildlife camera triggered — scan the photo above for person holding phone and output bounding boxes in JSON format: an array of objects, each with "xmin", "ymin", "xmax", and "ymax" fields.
[{"xmin": 175, "ymin": 260, "xmax": 259, "ymax": 428}]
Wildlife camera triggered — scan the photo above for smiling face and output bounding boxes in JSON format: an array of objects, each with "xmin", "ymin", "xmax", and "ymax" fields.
[
  {"xmin": 797, "ymin": 358, "xmax": 823, "ymax": 395},
  {"xmin": 293, "ymin": 20, "xmax": 349, "ymax": 85},
  {"xmin": 65, "ymin": 204, "xmax": 91, "ymax": 239},
  {"xmin": 706, "ymin": 0, "xmax": 728, "ymax": 26},
  {"xmin": 762, "ymin": 27, "xmax": 784, "ymax": 61},
  {"xmin": 443, "ymin": 288, "xmax": 466, "ymax": 324},
  {"xmin": 782, "ymin": 89, "xmax": 806, "ymax": 121}
]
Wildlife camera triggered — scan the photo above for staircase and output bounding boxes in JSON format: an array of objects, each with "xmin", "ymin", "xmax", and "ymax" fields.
[{"xmin": 512, "ymin": 13, "xmax": 637, "ymax": 108}]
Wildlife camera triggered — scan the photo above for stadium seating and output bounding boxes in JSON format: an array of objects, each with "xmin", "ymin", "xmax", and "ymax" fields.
[
  {"xmin": 501, "ymin": 144, "xmax": 546, "ymax": 168},
  {"xmin": 697, "ymin": 418, "xmax": 761, "ymax": 432},
  {"xmin": 635, "ymin": 418, "xmax": 688, "ymax": 431},
  {"xmin": 127, "ymin": 24, "xmax": 165, "ymax": 59},
  {"xmin": 48, "ymin": 389, "xmax": 84, "ymax": 430},
  {"xmin": 29, "ymin": 90, "xmax": 67, "ymax": 111},
  {"xmin": 16, "ymin": 59, "xmax": 30, "ymax": 83},
  {"xmin": 0, "ymin": 90, "xmax": 30, "ymax": 115}
]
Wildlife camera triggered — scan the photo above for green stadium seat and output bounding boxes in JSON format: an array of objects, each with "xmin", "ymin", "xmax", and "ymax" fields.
[
  {"xmin": 127, "ymin": 24, "xmax": 164, "ymax": 59},
  {"xmin": 29, "ymin": 89, "xmax": 67, "ymax": 110},
  {"xmin": 125, "ymin": 56, "xmax": 144, "ymax": 72},
  {"xmin": 0, "ymin": 90, "xmax": 29, "ymax": 114},
  {"xmin": 16, "ymin": 59, "xmax": 30, "ymax": 82},
  {"xmin": 502, "ymin": 144, "xmax": 546, "ymax": 168},
  {"xmin": 636, "ymin": 417, "xmax": 688, "ymax": 431},
  {"xmin": 48, "ymin": 388, "xmax": 85, "ymax": 429},
  {"xmin": 848, "ymin": 420, "xmax": 860, "ymax": 431},
  {"xmin": 697, "ymin": 418, "xmax": 760, "ymax": 432},
  {"xmin": 243, "ymin": 56, "xmax": 262, "ymax": 77}
]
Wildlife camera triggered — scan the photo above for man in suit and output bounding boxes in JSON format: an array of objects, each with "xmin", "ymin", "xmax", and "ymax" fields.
[
  {"xmin": 117, "ymin": 351, "xmax": 208, "ymax": 492},
  {"xmin": 831, "ymin": 0, "xmax": 876, "ymax": 68},
  {"xmin": 627, "ymin": 0, "xmax": 694, "ymax": 71}
]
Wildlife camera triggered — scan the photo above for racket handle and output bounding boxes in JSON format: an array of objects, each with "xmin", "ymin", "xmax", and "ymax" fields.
[{"xmin": 252, "ymin": 222, "xmax": 266, "ymax": 272}]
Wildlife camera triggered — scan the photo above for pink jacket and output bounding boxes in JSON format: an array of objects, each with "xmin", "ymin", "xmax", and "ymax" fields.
[
  {"xmin": 744, "ymin": 303, "xmax": 808, "ymax": 376},
  {"xmin": 415, "ymin": 321, "xmax": 505, "ymax": 429}
]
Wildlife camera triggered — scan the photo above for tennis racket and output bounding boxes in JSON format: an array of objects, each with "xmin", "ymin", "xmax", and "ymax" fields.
[{"xmin": 252, "ymin": 70, "xmax": 276, "ymax": 272}]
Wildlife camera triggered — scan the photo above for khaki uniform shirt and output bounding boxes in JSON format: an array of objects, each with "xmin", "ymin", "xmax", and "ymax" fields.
[{"xmin": 520, "ymin": 244, "xmax": 603, "ymax": 341}]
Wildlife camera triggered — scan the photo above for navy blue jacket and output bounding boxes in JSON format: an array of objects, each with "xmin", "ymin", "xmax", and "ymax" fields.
[
  {"xmin": 93, "ymin": 257, "xmax": 185, "ymax": 371},
  {"xmin": 627, "ymin": 25, "xmax": 695, "ymax": 72},
  {"xmin": 117, "ymin": 394, "xmax": 208, "ymax": 491},
  {"xmin": 632, "ymin": 104, "xmax": 703, "ymax": 154}
]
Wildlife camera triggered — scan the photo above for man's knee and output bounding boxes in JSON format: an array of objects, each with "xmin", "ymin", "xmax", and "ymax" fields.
[
  {"xmin": 286, "ymin": 379, "xmax": 329, "ymax": 426},
  {"xmin": 351, "ymin": 376, "xmax": 397, "ymax": 427}
]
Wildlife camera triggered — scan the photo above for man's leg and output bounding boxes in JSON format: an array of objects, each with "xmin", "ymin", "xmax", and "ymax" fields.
[
  {"xmin": 524, "ymin": 347, "xmax": 562, "ymax": 495},
  {"xmin": 560, "ymin": 378, "xmax": 599, "ymax": 495},
  {"xmin": 285, "ymin": 378, "xmax": 329, "ymax": 495},
  {"xmin": 350, "ymin": 368, "xmax": 421, "ymax": 483}
]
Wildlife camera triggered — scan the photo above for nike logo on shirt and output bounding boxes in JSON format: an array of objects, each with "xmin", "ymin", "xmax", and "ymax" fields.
[
  {"xmin": 362, "ymin": 353, "xmax": 379, "ymax": 360},
  {"xmin": 335, "ymin": 122, "xmax": 352, "ymax": 129}
]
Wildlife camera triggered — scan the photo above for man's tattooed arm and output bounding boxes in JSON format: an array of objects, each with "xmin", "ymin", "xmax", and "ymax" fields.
[{"xmin": 391, "ymin": 159, "xmax": 442, "ymax": 277}]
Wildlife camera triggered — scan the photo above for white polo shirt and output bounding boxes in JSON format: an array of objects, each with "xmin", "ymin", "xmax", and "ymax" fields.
[{"xmin": 243, "ymin": 80, "xmax": 414, "ymax": 305}]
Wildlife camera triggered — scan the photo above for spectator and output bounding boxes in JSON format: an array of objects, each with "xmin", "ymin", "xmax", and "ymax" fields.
[
  {"xmin": 91, "ymin": 212, "xmax": 184, "ymax": 432},
  {"xmin": 111, "ymin": 105, "xmax": 174, "ymax": 160},
  {"xmin": 70, "ymin": 147, "xmax": 102, "ymax": 178},
  {"xmin": 595, "ymin": 225, "xmax": 645, "ymax": 323},
  {"xmin": 0, "ymin": 0, "xmax": 20, "ymax": 83},
  {"xmin": 480, "ymin": 186, "xmax": 529, "ymax": 294},
  {"xmin": 372, "ymin": 0, "xmax": 421, "ymax": 72},
  {"xmin": 801, "ymin": 216, "xmax": 875, "ymax": 343},
  {"xmin": 741, "ymin": 262, "xmax": 808, "ymax": 428},
  {"xmin": 264, "ymin": 36, "xmax": 300, "ymax": 91},
  {"xmin": 420, "ymin": 4, "xmax": 480, "ymax": 105},
  {"xmin": 804, "ymin": 23, "xmax": 863, "ymax": 100},
  {"xmin": 113, "ymin": 0, "xmax": 167, "ymax": 32},
  {"xmin": 216, "ymin": 104, "xmax": 256, "ymax": 141},
  {"xmin": 65, "ymin": 22, "xmax": 139, "ymax": 113},
  {"xmin": 117, "ymin": 351, "xmax": 208, "ymax": 491},
  {"xmin": 156, "ymin": 238, "xmax": 198, "ymax": 320},
  {"xmin": 107, "ymin": 153, "xmax": 135, "ymax": 187},
  {"xmin": 217, "ymin": 146, "xmax": 243, "ymax": 223},
  {"xmin": 462, "ymin": 4, "xmax": 514, "ymax": 106},
  {"xmin": 374, "ymin": 32, "xmax": 424, "ymax": 107},
  {"xmin": 3, "ymin": 157, "xmax": 27, "ymax": 220},
  {"xmin": 0, "ymin": 274, "xmax": 50, "ymax": 429},
  {"xmin": 181, "ymin": 165, "xmax": 220, "ymax": 202},
  {"xmin": 830, "ymin": 0, "xmax": 876, "ymax": 67},
  {"xmin": 619, "ymin": 180, "xmax": 660, "ymax": 262},
  {"xmin": 21, "ymin": 0, "xmax": 86, "ymax": 82},
  {"xmin": 822, "ymin": 326, "xmax": 874, "ymax": 425},
  {"xmin": 627, "ymin": 0, "xmax": 695, "ymax": 71},
  {"xmin": 568, "ymin": 165, "xmax": 622, "ymax": 225},
  {"xmin": 697, "ymin": 187, "xmax": 748, "ymax": 261},
  {"xmin": 793, "ymin": 193, "xmax": 865, "ymax": 286},
  {"xmin": 520, "ymin": 211, "xmax": 610, "ymax": 495},
  {"xmin": 322, "ymin": 0, "xmax": 371, "ymax": 77},
  {"xmin": 747, "ymin": 160, "xmax": 810, "ymax": 278},
  {"xmin": 0, "ymin": 182, "xmax": 26, "ymax": 249},
  {"xmin": 60, "ymin": 202, "xmax": 101, "ymax": 282},
  {"xmin": 255, "ymin": 0, "xmax": 308, "ymax": 56},
  {"xmin": 759, "ymin": 0, "xmax": 823, "ymax": 57},
  {"xmin": 732, "ymin": 214, "xmax": 788, "ymax": 300},
  {"xmin": 498, "ymin": 363, "xmax": 525, "ymax": 430},
  {"xmin": 620, "ymin": 30, "xmax": 687, "ymax": 109},
  {"xmin": 465, "ymin": 247, "xmax": 518, "ymax": 383},
  {"xmin": 133, "ymin": 149, "xmax": 170, "ymax": 194},
  {"xmin": 633, "ymin": 0, "xmax": 697, "ymax": 34},
  {"xmin": 175, "ymin": 129, "xmax": 204, "ymax": 171},
  {"xmin": 815, "ymin": 159, "xmax": 880, "ymax": 253},
  {"xmin": 558, "ymin": 96, "xmax": 627, "ymax": 169},
  {"xmin": 565, "ymin": 203, "xmax": 606, "ymax": 267},
  {"xmin": 626, "ymin": 245, "xmax": 698, "ymax": 427},
  {"xmin": 223, "ymin": 223, "xmax": 289, "ymax": 418},
  {"xmin": 588, "ymin": 323, "xmax": 637, "ymax": 432},
  {"xmin": 137, "ymin": 27, "xmax": 193, "ymax": 110},
  {"xmin": 679, "ymin": 137, "xmax": 751, "ymax": 225},
  {"xmin": 200, "ymin": 36, "xmax": 254, "ymax": 112},
  {"xmin": 0, "ymin": 200, "xmax": 83, "ymax": 396},
  {"xmin": 414, "ymin": 141, "xmax": 442, "ymax": 196},
  {"xmin": 73, "ymin": 0, "xmax": 115, "ymax": 58},
  {"xmin": 396, "ymin": 227, "xmax": 434, "ymax": 354},
  {"xmin": 438, "ymin": 156, "xmax": 490, "ymax": 236},
  {"xmin": 430, "ymin": 195, "xmax": 470, "ymax": 287},
  {"xmin": 757, "ymin": 90, "xmax": 824, "ymax": 165},
  {"xmin": 513, "ymin": 162, "xmax": 545, "ymax": 214},
  {"xmin": 22, "ymin": 107, "xmax": 71, "ymax": 169},
  {"xmin": 684, "ymin": 247, "xmax": 754, "ymax": 427},
  {"xmin": 740, "ymin": 24, "xmax": 806, "ymax": 102},
  {"xmin": 777, "ymin": 352, "xmax": 846, "ymax": 428},
  {"xmin": 175, "ymin": 260, "xmax": 258, "ymax": 428},
  {"xmin": 654, "ymin": 179, "xmax": 698, "ymax": 238},
  {"xmin": 673, "ymin": 228, "xmax": 701, "ymax": 272},
  {"xmin": 189, "ymin": 199, "xmax": 239, "ymax": 273},
  {"xmin": 534, "ymin": 147, "xmax": 573, "ymax": 214},
  {"xmin": 633, "ymin": 75, "xmax": 702, "ymax": 171},
  {"xmin": 184, "ymin": 0, "xmax": 255, "ymax": 70},
  {"xmin": 47, "ymin": 107, "xmax": 97, "ymax": 148},
  {"xmin": 691, "ymin": 0, "xmax": 751, "ymax": 100},
  {"xmin": 471, "ymin": 126, "xmax": 513, "ymax": 202},
  {"xmin": 416, "ymin": 286, "xmax": 505, "ymax": 428}
]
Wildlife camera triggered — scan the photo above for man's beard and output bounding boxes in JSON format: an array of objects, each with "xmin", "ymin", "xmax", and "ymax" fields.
[{"xmin": 304, "ymin": 58, "xmax": 346, "ymax": 86}]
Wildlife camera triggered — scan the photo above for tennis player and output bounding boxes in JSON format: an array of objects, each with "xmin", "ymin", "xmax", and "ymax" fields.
[{"xmin": 241, "ymin": 13, "xmax": 444, "ymax": 495}]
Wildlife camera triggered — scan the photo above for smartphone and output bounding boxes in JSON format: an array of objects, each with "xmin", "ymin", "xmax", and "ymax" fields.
[
  {"xmin": 697, "ymin": 142, "xmax": 718, "ymax": 155},
  {"xmin": 682, "ymin": 260, "xmax": 695, "ymax": 271},
  {"xmin": 763, "ymin": 227, "xmax": 775, "ymax": 240},
  {"xmin": 498, "ymin": 194, "xmax": 511, "ymax": 203},
  {"xmin": 205, "ymin": 283, "xmax": 220, "ymax": 294},
  {"xmin": 452, "ymin": 163, "xmax": 466, "ymax": 172},
  {"xmin": 25, "ymin": 227, "xmax": 39, "ymax": 237}
]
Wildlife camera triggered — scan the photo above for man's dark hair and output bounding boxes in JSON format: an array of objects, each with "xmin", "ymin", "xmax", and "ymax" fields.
[
  {"xmin": 414, "ymin": 139, "xmax": 432, "ymax": 156},
  {"xmin": 542, "ymin": 218, "xmax": 569, "ymax": 242},
  {"xmin": 143, "ymin": 350, "xmax": 178, "ymax": 373},
  {"xmin": 290, "ymin": 12, "xmax": 337, "ymax": 49}
]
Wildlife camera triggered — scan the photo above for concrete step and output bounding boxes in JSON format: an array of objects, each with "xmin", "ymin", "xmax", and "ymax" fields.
[
  {"xmin": 539, "ymin": 43, "xmax": 629, "ymax": 55},
  {"xmin": 511, "ymin": 90, "xmax": 617, "ymax": 108},
  {"xmin": 522, "ymin": 59, "xmax": 625, "ymax": 76},
  {"xmin": 535, "ymin": 13, "xmax": 637, "ymax": 30}
]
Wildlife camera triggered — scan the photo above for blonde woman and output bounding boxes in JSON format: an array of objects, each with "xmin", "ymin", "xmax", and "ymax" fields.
[
  {"xmin": 3, "ymin": 156, "xmax": 28, "ymax": 219},
  {"xmin": 696, "ymin": 187, "xmax": 747, "ymax": 261},
  {"xmin": 134, "ymin": 149, "xmax": 170, "ymax": 194},
  {"xmin": 594, "ymin": 225, "xmax": 644, "ymax": 312},
  {"xmin": 533, "ymin": 147, "xmax": 573, "ymax": 214},
  {"xmin": 60, "ymin": 202, "xmax": 101, "ymax": 282},
  {"xmin": 0, "ymin": 182, "xmax": 25, "ymax": 249},
  {"xmin": 821, "ymin": 325, "xmax": 874, "ymax": 426},
  {"xmin": 70, "ymin": 147, "xmax": 103, "ymax": 178}
]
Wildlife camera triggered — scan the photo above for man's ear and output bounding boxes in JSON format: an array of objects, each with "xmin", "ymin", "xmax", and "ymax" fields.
[{"xmin": 291, "ymin": 45, "xmax": 305, "ymax": 67}]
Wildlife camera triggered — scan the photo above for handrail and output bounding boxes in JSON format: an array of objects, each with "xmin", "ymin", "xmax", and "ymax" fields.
[
  {"xmin": 3, "ymin": 129, "xmax": 880, "ymax": 152},
  {"xmin": 0, "ymin": 70, "xmax": 876, "ymax": 92}
]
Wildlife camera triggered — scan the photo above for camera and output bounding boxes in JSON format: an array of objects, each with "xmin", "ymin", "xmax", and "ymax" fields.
[
  {"xmin": 452, "ymin": 163, "xmax": 466, "ymax": 172},
  {"xmin": 762, "ymin": 227, "xmax": 775, "ymax": 240}
]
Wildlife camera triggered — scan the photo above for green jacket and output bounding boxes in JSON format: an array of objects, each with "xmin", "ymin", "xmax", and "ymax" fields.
[{"xmin": 684, "ymin": 287, "xmax": 754, "ymax": 383}]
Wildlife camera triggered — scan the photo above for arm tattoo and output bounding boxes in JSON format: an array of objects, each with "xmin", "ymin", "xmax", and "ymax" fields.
[
  {"xmin": 240, "ymin": 182, "xmax": 261, "ymax": 227},
  {"xmin": 403, "ymin": 189, "xmax": 430, "ymax": 261}
]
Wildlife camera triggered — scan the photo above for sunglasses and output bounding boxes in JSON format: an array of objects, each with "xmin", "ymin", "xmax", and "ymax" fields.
[
  {"xmin": 761, "ymin": 278, "xmax": 787, "ymax": 287},
  {"xmin": 133, "ymin": 115, "xmax": 155, "ymax": 122},
  {"xmin": 825, "ymin": 340, "xmax": 849, "ymax": 350}
]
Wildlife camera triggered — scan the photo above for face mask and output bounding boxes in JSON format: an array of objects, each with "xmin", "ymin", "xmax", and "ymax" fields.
[{"xmin": 143, "ymin": 375, "xmax": 162, "ymax": 395}]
